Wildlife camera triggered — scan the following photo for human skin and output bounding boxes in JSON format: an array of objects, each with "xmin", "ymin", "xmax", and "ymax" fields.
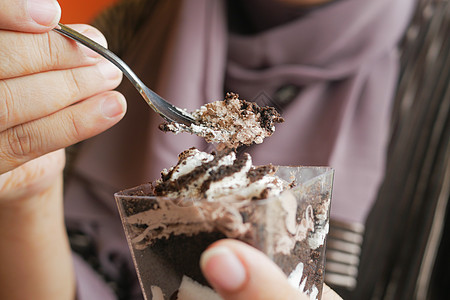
[
  {"xmin": 201, "ymin": 239, "xmax": 342, "ymax": 300},
  {"xmin": 0, "ymin": 0, "xmax": 125, "ymax": 299},
  {"xmin": 0, "ymin": 1, "xmax": 340, "ymax": 299}
]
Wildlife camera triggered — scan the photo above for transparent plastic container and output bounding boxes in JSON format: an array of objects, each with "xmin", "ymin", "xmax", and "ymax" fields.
[{"xmin": 115, "ymin": 166, "xmax": 334, "ymax": 300}]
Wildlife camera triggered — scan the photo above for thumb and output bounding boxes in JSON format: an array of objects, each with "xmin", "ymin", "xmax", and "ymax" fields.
[
  {"xmin": 0, "ymin": 0, "xmax": 61, "ymax": 32},
  {"xmin": 200, "ymin": 239, "xmax": 308, "ymax": 300}
]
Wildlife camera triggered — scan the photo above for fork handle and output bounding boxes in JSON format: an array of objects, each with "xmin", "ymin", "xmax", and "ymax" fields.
[{"xmin": 53, "ymin": 23, "xmax": 195, "ymax": 125}]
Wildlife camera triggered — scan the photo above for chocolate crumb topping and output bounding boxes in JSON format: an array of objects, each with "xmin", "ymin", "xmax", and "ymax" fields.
[
  {"xmin": 259, "ymin": 188, "xmax": 271, "ymax": 199},
  {"xmin": 225, "ymin": 91, "xmax": 240, "ymax": 101},
  {"xmin": 200, "ymin": 154, "xmax": 250, "ymax": 194},
  {"xmin": 259, "ymin": 106, "xmax": 284, "ymax": 132},
  {"xmin": 158, "ymin": 123, "xmax": 171, "ymax": 132},
  {"xmin": 247, "ymin": 164, "xmax": 277, "ymax": 183},
  {"xmin": 158, "ymin": 92, "xmax": 284, "ymax": 148},
  {"xmin": 153, "ymin": 151, "xmax": 227, "ymax": 196}
]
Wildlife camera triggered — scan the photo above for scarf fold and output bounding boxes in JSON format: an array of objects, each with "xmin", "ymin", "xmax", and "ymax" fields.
[{"xmin": 225, "ymin": 0, "xmax": 415, "ymax": 223}]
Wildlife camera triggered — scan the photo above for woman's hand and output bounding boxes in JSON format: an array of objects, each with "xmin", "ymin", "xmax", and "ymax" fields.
[
  {"xmin": 200, "ymin": 239, "xmax": 342, "ymax": 300},
  {"xmin": 0, "ymin": 1, "xmax": 125, "ymax": 299},
  {"xmin": 0, "ymin": 0, "xmax": 125, "ymax": 202}
]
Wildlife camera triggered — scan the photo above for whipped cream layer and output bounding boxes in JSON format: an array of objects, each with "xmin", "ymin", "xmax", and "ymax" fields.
[
  {"xmin": 159, "ymin": 92, "xmax": 284, "ymax": 148},
  {"xmin": 123, "ymin": 149, "xmax": 331, "ymax": 258},
  {"xmin": 154, "ymin": 148, "xmax": 288, "ymax": 201}
]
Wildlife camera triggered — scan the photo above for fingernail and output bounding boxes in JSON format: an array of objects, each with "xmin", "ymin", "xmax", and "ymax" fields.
[
  {"xmin": 200, "ymin": 246, "xmax": 247, "ymax": 292},
  {"xmin": 101, "ymin": 95, "xmax": 125, "ymax": 118},
  {"xmin": 97, "ymin": 60, "xmax": 121, "ymax": 80},
  {"xmin": 28, "ymin": 0, "xmax": 61, "ymax": 27}
]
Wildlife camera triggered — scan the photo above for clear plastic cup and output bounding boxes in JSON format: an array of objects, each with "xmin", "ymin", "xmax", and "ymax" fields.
[{"xmin": 115, "ymin": 166, "xmax": 334, "ymax": 300}]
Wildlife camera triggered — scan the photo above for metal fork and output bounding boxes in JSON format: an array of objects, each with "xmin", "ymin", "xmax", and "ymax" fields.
[{"xmin": 53, "ymin": 23, "xmax": 195, "ymax": 126}]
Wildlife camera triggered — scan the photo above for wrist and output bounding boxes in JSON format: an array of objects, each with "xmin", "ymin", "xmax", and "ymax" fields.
[
  {"xmin": 0, "ymin": 176, "xmax": 75, "ymax": 300},
  {"xmin": 0, "ymin": 175, "xmax": 64, "ymax": 235},
  {"xmin": 0, "ymin": 150, "xmax": 65, "ymax": 203}
]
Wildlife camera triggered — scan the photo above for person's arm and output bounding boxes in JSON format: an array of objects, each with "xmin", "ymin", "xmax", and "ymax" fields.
[{"xmin": 0, "ymin": 1, "xmax": 125, "ymax": 299}]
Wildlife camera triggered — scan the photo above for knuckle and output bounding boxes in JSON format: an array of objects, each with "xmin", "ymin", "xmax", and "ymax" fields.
[
  {"xmin": 0, "ymin": 32, "xmax": 25, "ymax": 78},
  {"xmin": 0, "ymin": 81, "xmax": 14, "ymax": 130},
  {"xmin": 63, "ymin": 68, "xmax": 84, "ymax": 99},
  {"xmin": 66, "ymin": 110, "xmax": 84, "ymax": 141},
  {"xmin": 6, "ymin": 124, "xmax": 38, "ymax": 159},
  {"xmin": 0, "ymin": 31, "xmax": 68, "ymax": 79},
  {"xmin": 31, "ymin": 32, "xmax": 63, "ymax": 71}
]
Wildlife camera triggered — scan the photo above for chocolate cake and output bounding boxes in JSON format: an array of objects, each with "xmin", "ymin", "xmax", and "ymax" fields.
[
  {"xmin": 159, "ymin": 92, "xmax": 284, "ymax": 148},
  {"xmin": 115, "ymin": 149, "xmax": 333, "ymax": 300},
  {"xmin": 114, "ymin": 93, "xmax": 332, "ymax": 300}
]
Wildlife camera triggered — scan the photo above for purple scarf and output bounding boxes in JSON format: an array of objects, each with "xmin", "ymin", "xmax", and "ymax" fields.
[{"xmin": 64, "ymin": 0, "xmax": 415, "ymax": 296}]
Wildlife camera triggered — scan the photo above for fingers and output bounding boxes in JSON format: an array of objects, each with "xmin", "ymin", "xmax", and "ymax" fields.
[
  {"xmin": 200, "ymin": 239, "xmax": 308, "ymax": 300},
  {"xmin": 322, "ymin": 284, "xmax": 343, "ymax": 300},
  {"xmin": 0, "ymin": 21, "xmax": 124, "ymax": 175},
  {"xmin": 0, "ymin": 24, "xmax": 107, "ymax": 79},
  {"xmin": 0, "ymin": 91, "xmax": 126, "ymax": 173},
  {"xmin": 0, "ymin": 0, "xmax": 61, "ymax": 32},
  {"xmin": 0, "ymin": 59, "xmax": 122, "ymax": 132}
]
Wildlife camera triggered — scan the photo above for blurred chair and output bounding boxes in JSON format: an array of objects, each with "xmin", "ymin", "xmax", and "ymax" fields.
[{"xmin": 326, "ymin": 0, "xmax": 450, "ymax": 299}]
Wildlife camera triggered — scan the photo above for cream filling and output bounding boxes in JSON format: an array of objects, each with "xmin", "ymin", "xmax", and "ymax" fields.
[{"xmin": 169, "ymin": 149, "xmax": 214, "ymax": 180}]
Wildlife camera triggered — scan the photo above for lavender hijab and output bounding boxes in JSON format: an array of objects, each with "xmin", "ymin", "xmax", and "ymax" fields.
[{"xmin": 64, "ymin": 0, "xmax": 415, "ymax": 298}]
